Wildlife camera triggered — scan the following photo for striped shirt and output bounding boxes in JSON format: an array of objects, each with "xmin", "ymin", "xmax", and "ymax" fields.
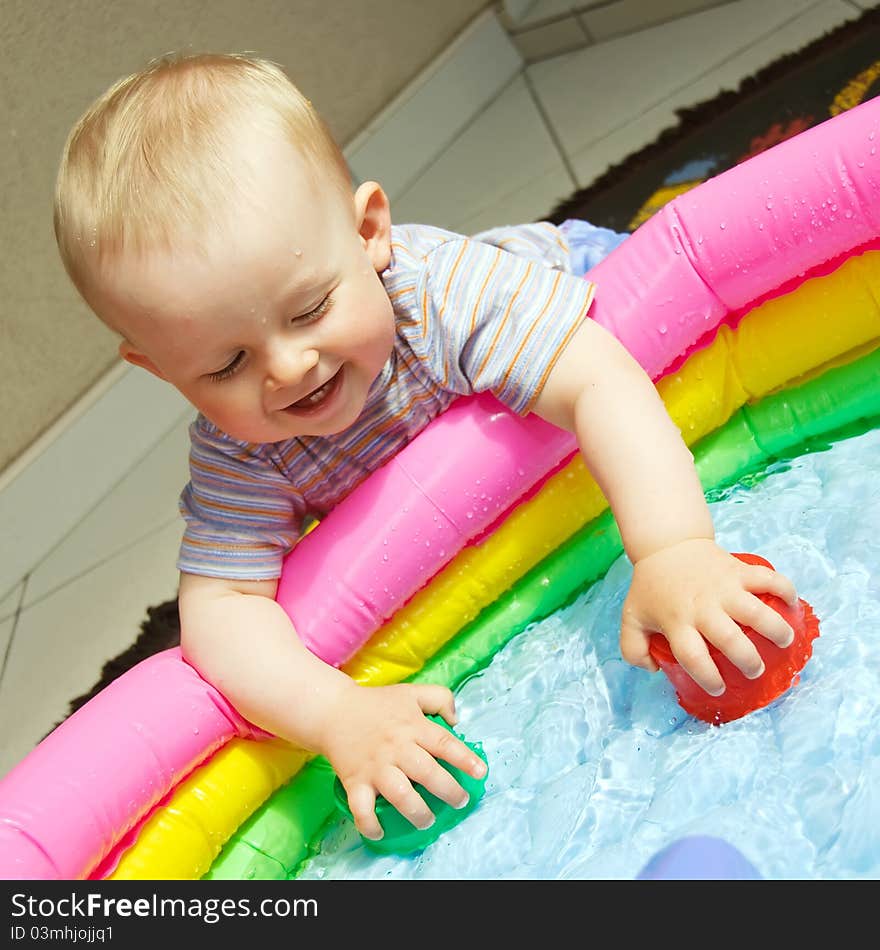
[{"xmin": 178, "ymin": 221, "xmax": 596, "ymax": 579}]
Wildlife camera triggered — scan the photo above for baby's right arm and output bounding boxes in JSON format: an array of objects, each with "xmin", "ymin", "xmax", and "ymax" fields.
[{"xmin": 177, "ymin": 572, "xmax": 486, "ymax": 841}]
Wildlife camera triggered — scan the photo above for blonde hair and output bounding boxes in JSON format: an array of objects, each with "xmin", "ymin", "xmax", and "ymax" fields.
[{"xmin": 54, "ymin": 52, "xmax": 351, "ymax": 299}]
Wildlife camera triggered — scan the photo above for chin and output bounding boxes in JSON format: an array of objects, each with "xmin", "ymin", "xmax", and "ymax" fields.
[{"xmin": 300, "ymin": 408, "xmax": 361, "ymax": 439}]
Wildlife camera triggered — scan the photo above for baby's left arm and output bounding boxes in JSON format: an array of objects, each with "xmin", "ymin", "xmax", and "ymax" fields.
[{"xmin": 532, "ymin": 317, "xmax": 797, "ymax": 696}]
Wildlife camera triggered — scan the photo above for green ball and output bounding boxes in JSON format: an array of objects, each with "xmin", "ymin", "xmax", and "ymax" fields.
[{"xmin": 333, "ymin": 714, "xmax": 489, "ymax": 855}]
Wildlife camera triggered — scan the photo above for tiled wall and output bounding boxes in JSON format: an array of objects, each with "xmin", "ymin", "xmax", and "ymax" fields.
[
  {"xmin": 1, "ymin": 0, "xmax": 868, "ymax": 613},
  {"xmin": 499, "ymin": 0, "xmax": 737, "ymax": 62}
]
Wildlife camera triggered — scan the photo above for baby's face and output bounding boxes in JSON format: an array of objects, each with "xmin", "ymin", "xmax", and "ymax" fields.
[{"xmin": 93, "ymin": 136, "xmax": 395, "ymax": 443}]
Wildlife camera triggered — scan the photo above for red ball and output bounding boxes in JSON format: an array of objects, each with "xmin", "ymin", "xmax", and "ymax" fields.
[{"xmin": 648, "ymin": 553, "xmax": 820, "ymax": 725}]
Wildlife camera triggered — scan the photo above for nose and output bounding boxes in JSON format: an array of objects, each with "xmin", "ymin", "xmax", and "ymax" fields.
[{"xmin": 264, "ymin": 343, "xmax": 319, "ymax": 390}]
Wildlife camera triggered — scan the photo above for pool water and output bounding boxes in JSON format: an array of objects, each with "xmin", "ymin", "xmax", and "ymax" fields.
[{"xmin": 299, "ymin": 426, "xmax": 880, "ymax": 880}]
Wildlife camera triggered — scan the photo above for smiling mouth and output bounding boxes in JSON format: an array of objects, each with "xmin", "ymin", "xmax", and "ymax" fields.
[{"xmin": 286, "ymin": 367, "xmax": 343, "ymax": 413}]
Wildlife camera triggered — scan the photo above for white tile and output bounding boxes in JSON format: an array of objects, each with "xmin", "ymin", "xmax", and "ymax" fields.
[
  {"xmin": 501, "ymin": 0, "xmax": 537, "ymax": 24},
  {"xmin": 24, "ymin": 411, "xmax": 194, "ymax": 607},
  {"xmin": 0, "ymin": 582, "xmax": 22, "ymax": 626},
  {"xmin": 0, "ymin": 584, "xmax": 23, "ymax": 687},
  {"xmin": 391, "ymin": 74, "xmax": 575, "ymax": 233},
  {"xmin": 0, "ymin": 520, "xmax": 182, "ymax": 779},
  {"xmin": 506, "ymin": 0, "xmax": 576, "ymax": 29},
  {"xmin": 527, "ymin": 0, "xmax": 818, "ymax": 162},
  {"xmin": 665, "ymin": 0, "xmax": 859, "ymax": 107},
  {"xmin": 0, "ymin": 615, "xmax": 14, "ymax": 681},
  {"xmin": 582, "ymin": 0, "xmax": 734, "ymax": 42},
  {"xmin": 454, "ymin": 164, "xmax": 577, "ymax": 234},
  {"xmin": 569, "ymin": 106, "xmax": 690, "ymax": 191},
  {"xmin": 0, "ymin": 363, "xmax": 190, "ymax": 601},
  {"xmin": 569, "ymin": 0, "xmax": 859, "ymax": 187},
  {"xmin": 344, "ymin": 10, "xmax": 523, "ymax": 202},
  {"xmin": 512, "ymin": 14, "xmax": 590, "ymax": 62}
]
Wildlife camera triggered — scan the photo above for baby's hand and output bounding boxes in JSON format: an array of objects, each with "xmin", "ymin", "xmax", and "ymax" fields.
[
  {"xmin": 620, "ymin": 538, "xmax": 798, "ymax": 696},
  {"xmin": 319, "ymin": 682, "xmax": 487, "ymax": 841}
]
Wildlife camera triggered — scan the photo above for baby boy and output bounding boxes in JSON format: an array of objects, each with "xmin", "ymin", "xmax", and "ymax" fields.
[{"xmin": 53, "ymin": 53, "xmax": 797, "ymax": 842}]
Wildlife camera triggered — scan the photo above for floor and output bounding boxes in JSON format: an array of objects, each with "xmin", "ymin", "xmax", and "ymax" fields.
[{"xmin": 0, "ymin": 0, "xmax": 873, "ymax": 779}]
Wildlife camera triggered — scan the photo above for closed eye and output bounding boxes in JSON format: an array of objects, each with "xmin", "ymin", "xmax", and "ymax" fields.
[
  {"xmin": 291, "ymin": 293, "xmax": 333, "ymax": 326},
  {"xmin": 208, "ymin": 350, "xmax": 246, "ymax": 382}
]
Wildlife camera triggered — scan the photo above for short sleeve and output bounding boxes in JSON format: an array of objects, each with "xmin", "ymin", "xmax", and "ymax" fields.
[
  {"xmin": 470, "ymin": 220, "xmax": 572, "ymax": 271},
  {"xmin": 402, "ymin": 237, "xmax": 595, "ymax": 414},
  {"xmin": 177, "ymin": 418, "xmax": 306, "ymax": 580}
]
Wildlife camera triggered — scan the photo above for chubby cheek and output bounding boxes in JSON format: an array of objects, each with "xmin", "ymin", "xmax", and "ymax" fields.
[
  {"xmin": 351, "ymin": 261, "xmax": 394, "ymax": 325},
  {"xmin": 357, "ymin": 286, "xmax": 396, "ymax": 358},
  {"xmin": 189, "ymin": 384, "xmax": 262, "ymax": 432}
]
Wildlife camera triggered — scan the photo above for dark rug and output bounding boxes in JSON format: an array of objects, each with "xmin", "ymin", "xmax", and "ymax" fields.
[
  {"xmin": 548, "ymin": 5, "xmax": 880, "ymax": 232},
  {"xmin": 62, "ymin": 4, "xmax": 880, "ymax": 723}
]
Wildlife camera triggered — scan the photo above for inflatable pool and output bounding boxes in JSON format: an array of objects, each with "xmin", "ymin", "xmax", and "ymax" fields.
[{"xmin": 1, "ymin": 96, "xmax": 878, "ymax": 881}]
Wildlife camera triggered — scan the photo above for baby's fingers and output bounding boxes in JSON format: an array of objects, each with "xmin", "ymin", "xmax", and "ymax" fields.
[
  {"xmin": 412, "ymin": 683, "xmax": 459, "ymax": 727},
  {"xmin": 422, "ymin": 718, "xmax": 487, "ymax": 783},
  {"xmin": 403, "ymin": 745, "xmax": 471, "ymax": 812},
  {"xmin": 345, "ymin": 782, "xmax": 383, "ymax": 841},
  {"xmin": 375, "ymin": 766, "xmax": 436, "ymax": 833},
  {"xmin": 701, "ymin": 611, "xmax": 764, "ymax": 679},
  {"xmin": 668, "ymin": 626, "xmax": 725, "ymax": 696},
  {"xmin": 620, "ymin": 611, "xmax": 659, "ymax": 672},
  {"xmin": 740, "ymin": 561, "xmax": 798, "ymax": 607},
  {"xmin": 731, "ymin": 592, "xmax": 795, "ymax": 649},
  {"xmin": 347, "ymin": 768, "xmax": 435, "ymax": 839}
]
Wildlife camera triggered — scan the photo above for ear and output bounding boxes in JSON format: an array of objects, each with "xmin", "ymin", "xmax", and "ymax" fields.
[
  {"xmin": 118, "ymin": 339, "xmax": 166, "ymax": 380},
  {"xmin": 353, "ymin": 181, "xmax": 392, "ymax": 272}
]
